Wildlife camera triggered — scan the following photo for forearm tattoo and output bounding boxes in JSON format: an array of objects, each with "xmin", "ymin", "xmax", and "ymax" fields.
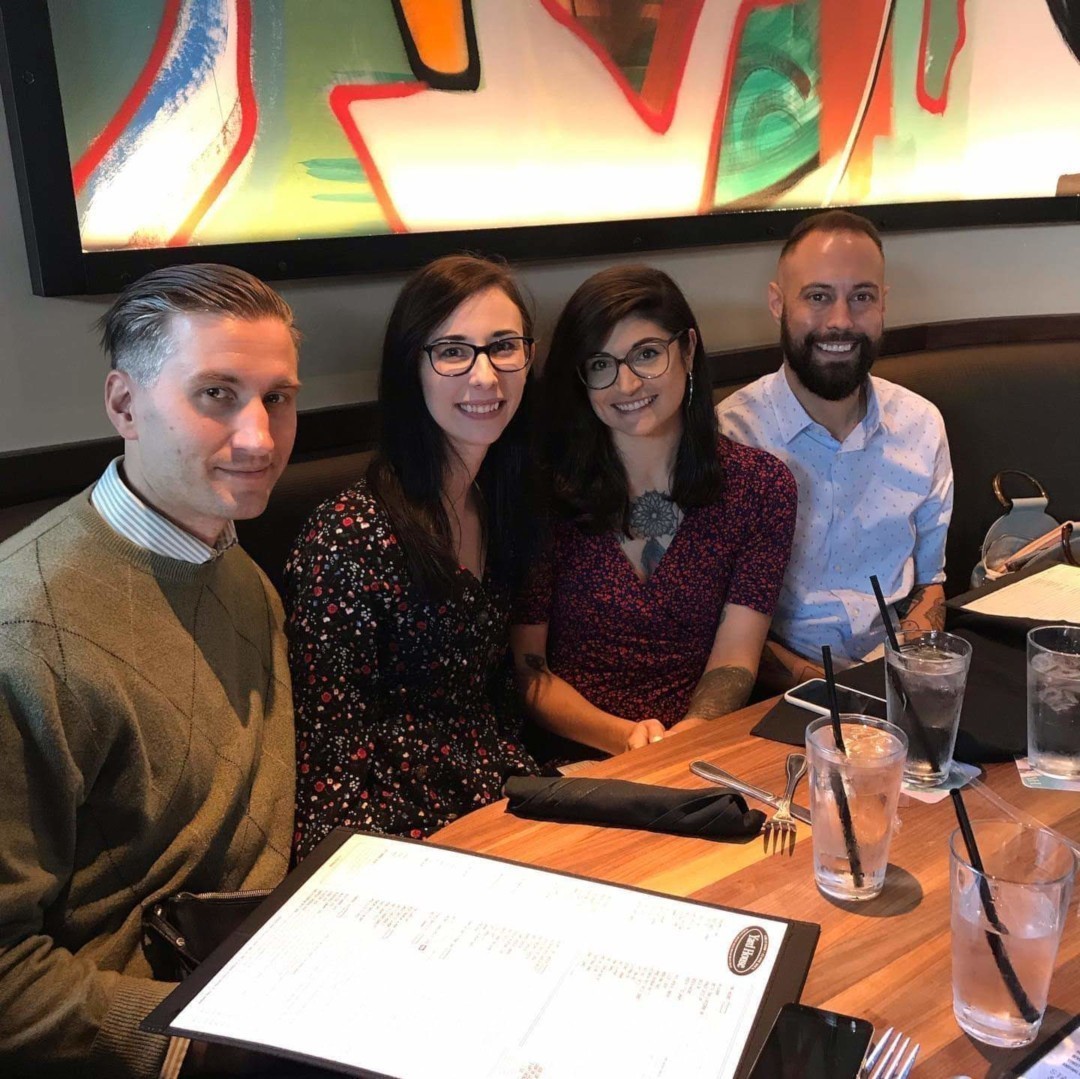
[
  {"xmin": 895, "ymin": 586, "xmax": 946, "ymax": 633},
  {"xmin": 685, "ymin": 665, "xmax": 756, "ymax": 721},
  {"xmin": 522, "ymin": 653, "xmax": 548, "ymax": 677},
  {"xmin": 627, "ymin": 490, "xmax": 682, "ymax": 579}
]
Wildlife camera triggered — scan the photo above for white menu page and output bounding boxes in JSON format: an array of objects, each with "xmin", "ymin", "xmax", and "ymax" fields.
[
  {"xmin": 169, "ymin": 834, "xmax": 789, "ymax": 1079},
  {"xmin": 1018, "ymin": 1022, "xmax": 1080, "ymax": 1077},
  {"xmin": 964, "ymin": 564, "xmax": 1080, "ymax": 621}
]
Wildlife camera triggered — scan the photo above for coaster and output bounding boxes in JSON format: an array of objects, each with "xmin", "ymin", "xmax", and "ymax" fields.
[
  {"xmin": 1016, "ymin": 757, "xmax": 1080, "ymax": 791},
  {"xmin": 902, "ymin": 761, "xmax": 981, "ymax": 803}
]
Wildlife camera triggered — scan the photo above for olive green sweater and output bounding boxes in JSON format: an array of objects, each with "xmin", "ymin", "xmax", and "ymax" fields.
[{"xmin": 0, "ymin": 491, "xmax": 295, "ymax": 1078}]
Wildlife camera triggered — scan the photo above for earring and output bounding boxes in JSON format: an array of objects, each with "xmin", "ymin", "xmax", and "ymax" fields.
[{"xmin": 686, "ymin": 369, "xmax": 694, "ymax": 410}]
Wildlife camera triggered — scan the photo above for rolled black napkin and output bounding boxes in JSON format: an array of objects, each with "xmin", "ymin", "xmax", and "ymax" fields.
[{"xmin": 503, "ymin": 776, "xmax": 765, "ymax": 839}]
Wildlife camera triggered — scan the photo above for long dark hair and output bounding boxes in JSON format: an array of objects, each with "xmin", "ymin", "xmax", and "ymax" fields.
[
  {"xmin": 541, "ymin": 264, "xmax": 722, "ymax": 534},
  {"xmin": 368, "ymin": 254, "xmax": 537, "ymax": 597}
]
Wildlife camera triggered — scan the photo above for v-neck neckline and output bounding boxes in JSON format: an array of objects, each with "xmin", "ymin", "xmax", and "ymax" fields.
[{"xmin": 610, "ymin": 511, "xmax": 687, "ymax": 586}]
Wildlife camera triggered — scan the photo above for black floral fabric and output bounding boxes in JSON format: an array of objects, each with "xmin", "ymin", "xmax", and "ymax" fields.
[{"xmin": 285, "ymin": 480, "xmax": 538, "ymax": 859}]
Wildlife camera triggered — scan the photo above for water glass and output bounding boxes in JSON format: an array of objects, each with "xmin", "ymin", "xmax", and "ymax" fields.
[
  {"xmin": 951, "ymin": 821, "xmax": 1075, "ymax": 1047},
  {"xmin": 1027, "ymin": 625, "xmax": 1080, "ymax": 778},
  {"xmin": 805, "ymin": 715, "xmax": 907, "ymax": 901},
  {"xmin": 885, "ymin": 629, "xmax": 972, "ymax": 787}
]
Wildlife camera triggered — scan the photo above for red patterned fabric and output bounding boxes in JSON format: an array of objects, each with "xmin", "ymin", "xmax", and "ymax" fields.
[{"xmin": 516, "ymin": 439, "xmax": 797, "ymax": 727}]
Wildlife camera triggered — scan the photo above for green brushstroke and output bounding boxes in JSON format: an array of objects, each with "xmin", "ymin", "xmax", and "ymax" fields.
[
  {"xmin": 302, "ymin": 158, "xmax": 367, "ymax": 184},
  {"xmin": 313, "ymin": 193, "xmax": 379, "ymax": 203},
  {"xmin": 714, "ymin": 2, "xmax": 820, "ymax": 207},
  {"xmin": 922, "ymin": 0, "xmax": 964, "ymax": 102}
]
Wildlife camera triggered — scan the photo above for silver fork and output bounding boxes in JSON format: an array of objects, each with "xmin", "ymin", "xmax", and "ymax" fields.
[
  {"xmin": 762, "ymin": 753, "xmax": 807, "ymax": 855},
  {"xmin": 862, "ymin": 1027, "xmax": 920, "ymax": 1079}
]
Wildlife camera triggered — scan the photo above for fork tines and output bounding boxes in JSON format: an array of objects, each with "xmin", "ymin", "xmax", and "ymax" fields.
[
  {"xmin": 864, "ymin": 1027, "xmax": 920, "ymax": 1079},
  {"xmin": 761, "ymin": 814, "xmax": 796, "ymax": 856}
]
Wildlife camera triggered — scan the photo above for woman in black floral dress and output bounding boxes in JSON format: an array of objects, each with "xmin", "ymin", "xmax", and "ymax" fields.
[{"xmin": 286, "ymin": 256, "xmax": 540, "ymax": 856}]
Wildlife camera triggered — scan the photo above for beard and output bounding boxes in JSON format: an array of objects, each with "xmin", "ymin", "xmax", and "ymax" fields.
[{"xmin": 781, "ymin": 313, "xmax": 879, "ymax": 401}]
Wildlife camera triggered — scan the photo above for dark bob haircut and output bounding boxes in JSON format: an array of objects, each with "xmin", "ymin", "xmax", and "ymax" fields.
[
  {"xmin": 368, "ymin": 253, "xmax": 537, "ymax": 597},
  {"xmin": 540, "ymin": 264, "xmax": 722, "ymax": 534}
]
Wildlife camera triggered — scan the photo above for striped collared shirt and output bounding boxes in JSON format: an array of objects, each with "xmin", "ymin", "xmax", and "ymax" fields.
[{"xmin": 91, "ymin": 457, "xmax": 238, "ymax": 564}]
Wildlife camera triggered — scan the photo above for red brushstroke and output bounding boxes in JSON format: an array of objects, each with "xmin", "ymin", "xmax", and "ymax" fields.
[
  {"xmin": 820, "ymin": 0, "xmax": 893, "ymax": 161},
  {"xmin": 698, "ymin": 0, "xmax": 788, "ymax": 213},
  {"xmin": 536, "ymin": 0, "xmax": 706, "ymax": 135},
  {"xmin": 71, "ymin": 0, "xmax": 183, "ymax": 194},
  {"xmin": 917, "ymin": 0, "xmax": 967, "ymax": 114},
  {"xmin": 170, "ymin": 0, "xmax": 258, "ymax": 246},
  {"xmin": 329, "ymin": 83, "xmax": 427, "ymax": 235}
]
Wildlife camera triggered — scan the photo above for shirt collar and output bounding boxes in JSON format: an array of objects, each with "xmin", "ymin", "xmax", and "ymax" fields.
[
  {"xmin": 90, "ymin": 458, "xmax": 238, "ymax": 564},
  {"xmin": 767, "ymin": 367, "xmax": 886, "ymax": 446}
]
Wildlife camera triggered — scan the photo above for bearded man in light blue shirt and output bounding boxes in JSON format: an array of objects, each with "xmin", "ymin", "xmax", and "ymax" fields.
[{"xmin": 716, "ymin": 210, "xmax": 953, "ymax": 688}]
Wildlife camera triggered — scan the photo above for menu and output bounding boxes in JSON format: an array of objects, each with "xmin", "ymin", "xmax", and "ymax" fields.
[
  {"xmin": 145, "ymin": 831, "xmax": 818, "ymax": 1079},
  {"xmin": 962, "ymin": 564, "xmax": 1080, "ymax": 621},
  {"xmin": 1012, "ymin": 1015, "xmax": 1080, "ymax": 1078}
]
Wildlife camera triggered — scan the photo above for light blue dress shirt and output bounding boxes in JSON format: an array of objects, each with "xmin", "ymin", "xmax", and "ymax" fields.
[{"xmin": 716, "ymin": 370, "xmax": 953, "ymax": 665}]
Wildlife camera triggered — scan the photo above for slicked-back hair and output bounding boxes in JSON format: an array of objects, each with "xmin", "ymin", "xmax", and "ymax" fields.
[
  {"xmin": 368, "ymin": 254, "xmax": 538, "ymax": 599},
  {"xmin": 98, "ymin": 263, "xmax": 298, "ymax": 384},
  {"xmin": 540, "ymin": 264, "xmax": 722, "ymax": 535},
  {"xmin": 780, "ymin": 209, "xmax": 884, "ymax": 263}
]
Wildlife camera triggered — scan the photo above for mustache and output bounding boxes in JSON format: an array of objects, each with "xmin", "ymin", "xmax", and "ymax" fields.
[{"xmin": 808, "ymin": 331, "xmax": 871, "ymax": 347}]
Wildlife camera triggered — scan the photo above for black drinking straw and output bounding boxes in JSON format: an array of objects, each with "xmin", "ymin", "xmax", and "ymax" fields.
[
  {"xmin": 870, "ymin": 574, "xmax": 901, "ymax": 655},
  {"xmin": 821, "ymin": 645, "xmax": 864, "ymax": 888},
  {"xmin": 869, "ymin": 574, "xmax": 1038, "ymax": 1023}
]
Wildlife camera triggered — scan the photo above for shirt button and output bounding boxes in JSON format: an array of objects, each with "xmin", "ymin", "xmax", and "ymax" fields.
[{"xmin": 833, "ymin": 565, "xmax": 842, "ymax": 572}]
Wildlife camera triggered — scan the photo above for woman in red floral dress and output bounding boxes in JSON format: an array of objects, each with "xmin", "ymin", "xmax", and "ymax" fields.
[{"xmin": 513, "ymin": 266, "xmax": 797, "ymax": 762}]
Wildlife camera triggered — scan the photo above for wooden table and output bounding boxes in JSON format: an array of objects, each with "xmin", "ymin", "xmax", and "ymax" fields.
[{"xmin": 432, "ymin": 700, "xmax": 1080, "ymax": 1078}]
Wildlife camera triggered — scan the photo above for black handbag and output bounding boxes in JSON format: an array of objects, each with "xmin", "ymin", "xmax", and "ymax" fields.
[{"xmin": 142, "ymin": 889, "xmax": 270, "ymax": 981}]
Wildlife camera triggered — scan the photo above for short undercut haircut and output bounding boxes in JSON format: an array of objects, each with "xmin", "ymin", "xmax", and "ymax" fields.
[
  {"xmin": 98, "ymin": 263, "xmax": 298, "ymax": 384},
  {"xmin": 780, "ymin": 209, "xmax": 884, "ymax": 262}
]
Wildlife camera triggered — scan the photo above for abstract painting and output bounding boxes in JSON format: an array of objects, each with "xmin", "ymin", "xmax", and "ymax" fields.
[{"xmin": 47, "ymin": 0, "xmax": 1080, "ymax": 253}]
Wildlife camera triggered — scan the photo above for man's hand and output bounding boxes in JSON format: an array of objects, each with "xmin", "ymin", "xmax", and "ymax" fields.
[
  {"xmin": 625, "ymin": 719, "xmax": 667, "ymax": 751},
  {"xmin": 894, "ymin": 583, "xmax": 946, "ymax": 634},
  {"xmin": 758, "ymin": 640, "xmax": 823, "ymax": 694}
]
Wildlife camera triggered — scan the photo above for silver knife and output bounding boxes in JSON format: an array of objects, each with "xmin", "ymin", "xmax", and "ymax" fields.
[{"xmin": 690, "ymin": 760, "xmax": 812, "ymax": 824}]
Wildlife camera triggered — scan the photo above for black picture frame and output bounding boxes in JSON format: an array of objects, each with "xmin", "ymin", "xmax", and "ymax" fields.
[{"xmin": 2, "ymin": 0, "xmax": 1079, "ymax": 298}]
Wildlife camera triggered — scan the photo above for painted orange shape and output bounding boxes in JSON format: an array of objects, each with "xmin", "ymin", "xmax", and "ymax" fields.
[{"xmin": 398, "ymin": 0, "xmax": 470, "ymax": 76}]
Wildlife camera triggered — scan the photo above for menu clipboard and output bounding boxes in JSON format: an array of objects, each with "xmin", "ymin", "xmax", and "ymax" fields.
[{"xmin": 144, "ymin": 829, "xmax": 819, "ymax": 1079}]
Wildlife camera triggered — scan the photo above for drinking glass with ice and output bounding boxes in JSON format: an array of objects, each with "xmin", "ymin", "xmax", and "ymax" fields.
[
  {"xmin": 951, "ymin": 821, "xmax": 1075, "ymax": 1047},
  {"xmin": 885, "ymin": 630, "xmax": 972, "ymax": 787},
  {"xmin": 805, "ymin": 715, "xmax": 908, "ymax": 901},
  {"xmin": 1027, "ymin": 625, "xmax": 1080, "ymax": 778}
]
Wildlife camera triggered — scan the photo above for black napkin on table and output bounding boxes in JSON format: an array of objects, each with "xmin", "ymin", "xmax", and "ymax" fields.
[
  {"xmin": 503, "ymin": 776, "xmax": 765, "ymax": 839},
  {"xmin": 750, "ymin": 627, "xmax": 1026, "ymax": 762}
]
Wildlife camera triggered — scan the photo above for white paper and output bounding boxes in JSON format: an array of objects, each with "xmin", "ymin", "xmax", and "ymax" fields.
[
  {"xmin": 902, "ymin": 762, "xmax": 980, "ymax": 803},
  {"xmin": 963, "ymin": 564, "xmax": 1080, "ymax": 621},
  {"xmin": 1016, "ymin": 757, "xmax": 1080, "ymax": 792},
  {"xmin": 1020, "ymin": 1024, "xmax": 1080, "ymax": 1077},
  {"xmin": 169, "ymin": 834, "xmax": 790, "ymax": 1079}
]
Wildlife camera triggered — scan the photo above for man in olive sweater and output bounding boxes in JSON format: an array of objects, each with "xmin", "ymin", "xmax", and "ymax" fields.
[{"xmin": 0, "ymin": 265, "xmax": 302, "ymax": 1077}]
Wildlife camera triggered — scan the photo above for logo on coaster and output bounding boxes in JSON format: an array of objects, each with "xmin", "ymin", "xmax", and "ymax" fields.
[{"xmin": 728, "ymin": 926, "xmax": 768, "ymax": 976}]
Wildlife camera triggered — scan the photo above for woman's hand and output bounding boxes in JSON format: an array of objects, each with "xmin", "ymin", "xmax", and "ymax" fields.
[
  {"xmin": 625, "ymin": 718, "xmax": 667, "ymax": 751},
  {"xmin": 666, "ymin": 715, "xmax": 708, "ymax": 737}
]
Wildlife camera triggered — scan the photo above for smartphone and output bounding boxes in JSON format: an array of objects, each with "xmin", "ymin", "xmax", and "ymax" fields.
[
  {"xmin": 747, "ymin": 1003, "xmax": 874, "ymax": 1079},
  {"xmin": 784, "ymin": 677, "xmax": 887, "ymax": 720}
]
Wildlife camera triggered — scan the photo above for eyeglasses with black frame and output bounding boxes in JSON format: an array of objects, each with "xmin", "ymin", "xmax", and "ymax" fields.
[
  {"xmin": 578, "ymin": 329, "xmax": 688, "ymax": 390},
  {"xmin": 423, "ymin": 336, "xmax": 535, "ymax": 377}
]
